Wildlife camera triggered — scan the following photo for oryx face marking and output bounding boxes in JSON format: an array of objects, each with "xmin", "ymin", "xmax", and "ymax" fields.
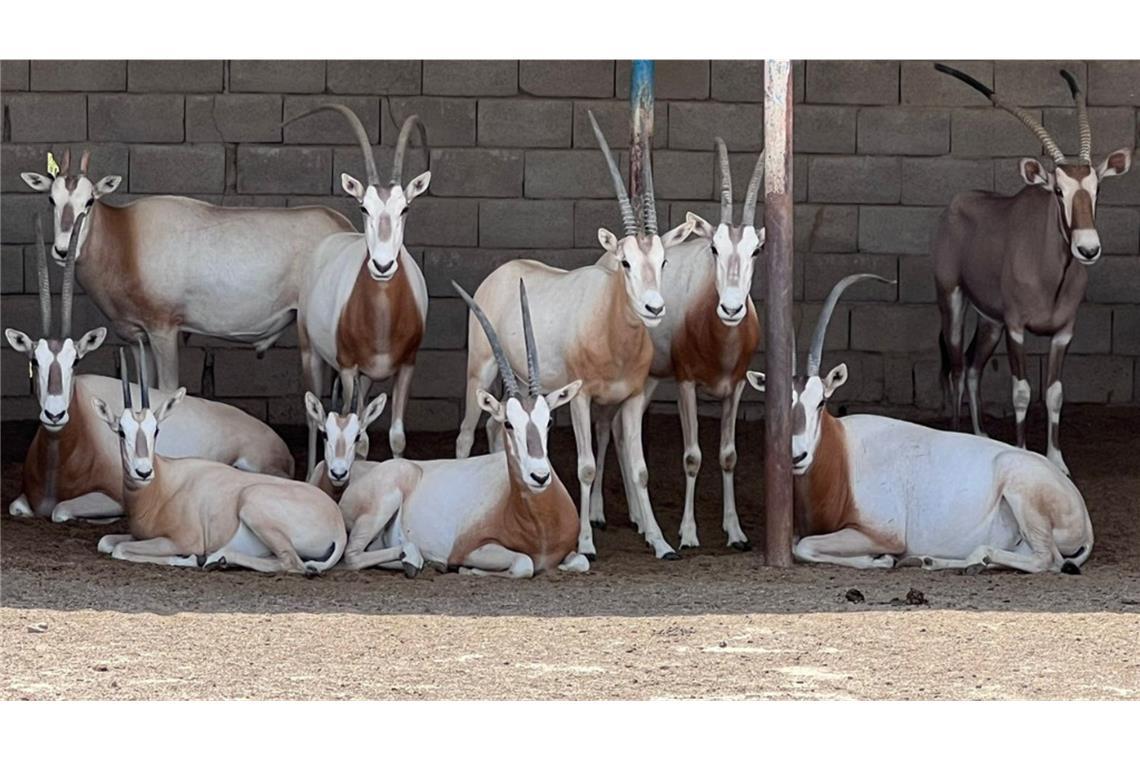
[
  {"xmin": 790, "ymin": 377, "xmax": 826, "ymax": 474},
  {"xmin": 502, "ymin": 395, "xmax": 555, "ymax": 493},
  {"xmin": 342, "ymin": 171, "xmax": 431, "ymax": 282},
  {"xmin": 117, "ymin": 409, "xmax": 159, "ymax": 483},
  {"xmin": 1052, "ymin": 165, "xmax": 1102, "ymax": 264},
  {"xmin": 609, "ymin": 233, "xmax": 667, "ymax": 326},
  {"xmin": 321, "ymin": 412, "xmax": 365, "ymax": 486},
  {"xmin": 710, "ymin": 224, "xmax": 764, "ymax": 326},
  {"xmin": 5, "ymin": 327, "xmax": 105, "ymax": 432},
  {"xmin": 21, "ymin": 161, "xmax": 121, "ymax": 260}
]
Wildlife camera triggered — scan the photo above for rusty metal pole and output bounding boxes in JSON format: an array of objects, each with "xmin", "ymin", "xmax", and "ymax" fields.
[
  {"xmin": 763, "ymin": 60, "xmax": 795, "ymax": 567},
  {"xmin": 628, "ymin": 60, "xmax": 654, "ymax": 217}
]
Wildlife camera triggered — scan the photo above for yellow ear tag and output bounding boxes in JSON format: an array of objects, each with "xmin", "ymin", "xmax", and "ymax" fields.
[{"xmin": 46, "ymin": 152, "xmax": 60, "ymax": 178}]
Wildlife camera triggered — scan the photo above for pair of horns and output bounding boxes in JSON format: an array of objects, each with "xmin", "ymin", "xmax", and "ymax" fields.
[
  {"xmin": 330, "ymin": 372, "xmax": 364, "ymax": 415},
  {"xmin": 935, "ymin": 63, "xmax": 1091, "ymax": 166},
  {"xmin": 53, "ymin": 148, "xmax": 91, "ymax": 177},
  {"xmin": 285, "ymin": 104, "xmax": 428, "ymax": 187},
  {"xmin": 34, "ymin": 211, "xmax": 85, "ymax": 339},
  {"xmin": 587, "ymin": 110, "xmax": 658, "ymax": 238},
  {"xmin": 715, "ymin": 138, "xmax": 766, "ymax": 228},
  {"xmin": 453, "ymin": 279, "xmax": 542, "ymax": 399},
  {"xmin": 118, "ymin": 339, "xmax": 151, "ymax": 411}
]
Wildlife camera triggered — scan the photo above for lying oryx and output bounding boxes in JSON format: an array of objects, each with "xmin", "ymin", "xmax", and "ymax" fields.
[
  {"xmin": 92, "ymin": 345, "xmax": 345, "ymax": 574},
  {"xmin": 746, "ymin": 274, "xmax": 1094, "ymax": 574},
  {"xmin": 335, "ymin": 280, "xmax": 587, "ymax": 577},
  {"xmin": 305, "ymin": 376, "xmax": 388, "ymax": 498},
  {"xmin": 6, "ymin": 217, "xmax": 293, "ymax": 522}
]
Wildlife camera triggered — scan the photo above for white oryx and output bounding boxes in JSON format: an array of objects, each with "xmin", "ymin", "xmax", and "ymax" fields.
[
  {"xmin": 456, "ymin": 111, "xmax": 695, "ymax": 560},
  {"xmin": 304, "ymin": 375, "xmax": 388, "ymax": 499},
  {"xmin": 92, "ymin": 345, "xmax": 345, "ymax": 575},
  {"xmin": 746, "ymin": 274, "xmax": 1094, "ymax": 574},
  {"xmin": 19, "ymin": 147, "xmax": 354, "ymax": 389},
  {"xmin": 291, "ymin": 105, "xmax": 430, "ymax": 476},
  {"xmin": 592, "ymin": 138, "xmax": 764, "ymax": 550},
  {"xmin": 335, "ymin": 281, "xmax": 587, "ymax": 577},
  {"xmin": 6, "ymin": 217, "xmax": 293, "ymax": 522}
]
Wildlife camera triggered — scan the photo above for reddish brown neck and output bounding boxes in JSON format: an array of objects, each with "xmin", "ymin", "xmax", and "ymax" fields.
[{"xmin": 795, "ymin": 411, "xmax": 855, "ymax": 536}]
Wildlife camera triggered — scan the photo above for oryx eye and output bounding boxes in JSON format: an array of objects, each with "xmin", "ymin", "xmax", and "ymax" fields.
[
  {"xmin": 360, "ymin": 207, "xmax": 370, "ymax": 216},
  {"xmin": 817, "ymin": 400, "xmax": 825, "ymax": 410},
  {"xmin": 85, "ymin": 198, "xmax": 94, "ymax": 208},
  {"xmin": 1054, "ymin": 186, "xmax": 1063, "ymax": 197},
  {"xmin": 620, "ymin": 259, "xmax": 631, "ymax": 270},
  {"xmin": 48, "ymin": 196, "xmax": 56, "ymax": 207},
  {"xmin": 400, "ymin": 207, "xmax": 409, "ymax": 216},
  {"xmin": 662, "ymin": 259, "xmax": 668, "ymax": 268},
  {"xmin": 504, "ymin": 421, "xmax": 514, "ymax": 431},
  {"xmin": 710, "ymin": 246, "xmax": 719, "ymax": 256}
]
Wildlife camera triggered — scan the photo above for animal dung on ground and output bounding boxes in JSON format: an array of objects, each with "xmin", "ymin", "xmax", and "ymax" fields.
[{"xmin": 844, "ymin": 588, "xmax": 865, "ymax": 603}]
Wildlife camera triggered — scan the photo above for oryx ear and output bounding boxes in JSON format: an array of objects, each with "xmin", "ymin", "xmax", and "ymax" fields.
[
  {"xmin": 756, "ymin": 226, "xmax": 767, "ymax": 248},
  {"xmin": 21, "ymin": 172, "xmax": 53, "ymax": 192},
  {"xmin": 361, "ymin": 392, "xmax": 388, "ymax": 428},
  {"xmin": 597, "ymin": 227, "xmax": 619, "ymax": 253},
  {"xmin": 660, "ymin": 218, "xmax": 696, "ymax": 248},
  {"xmin": 405, "ymin": 171, "xmax": 431, "ymax": 202},
  {"xmin": 154, "ymin": 387, "xmax": 186, "ymax": 424},
  {"xmin": 746, "ymin": 371, "xmax": 766, "ymax": 393},
  {"xmin": 93, "ymin": 175, "xmax": 122, "ymax": 197},
  {"xmin": 822, "ymin": 363, "xmax": 848, "ymax": 398},
  {"xmin": 1020, "ymin": 158, "xmax": 1052, "ymax": 188},
  {"xmin": 476, "ymin": 389, "xmax": 505, "ymax": 422},
  {"xmin": 686, "ymin": 211, "xmax": 715, "ymax": 240},
  {"xmin": 75, "ymin": 327, "xmax": 107, "ymax": 359},
  {"xmin": 304, "ymin": 391, "xmax": 326, "ymax": 426},
  {"xmin": 1097, "ymin": 148, "xmax": 1133, "ymax": 179},
  {"xmin": 545, "ymin": 379, "xmax": 582, "ymax": 411},
  {"xmin": 5, "ymin": 328, "xmax": 35, "ymax": 356},
  {"xmin": 341, "ymin": 173, "xmax": 366, "ymax": 201},
  {"xmin": 91, "ymin": 396, "xmax": 119, "ymax": 431}
]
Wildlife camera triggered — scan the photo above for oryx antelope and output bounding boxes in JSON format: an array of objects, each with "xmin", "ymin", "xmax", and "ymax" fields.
[
  {"xmin": 19, "ymin": 147, "xmax": 354, "ymax": 390},
  {"xmin": 455, "ymin": 111, "xmax": 695, "ymax": 560},
  {"xmin": 746, "ymin": 274, "xmax": 1093, "ymax": 574},
  {"xmin": 932, "ymin": 64, "xmax": 1133, "ymax": 475},
  {"xmin": 92, "ymin": 346, "xmax": 345, "ymax": 574},
  {"xmin": 592, "ymin": 138, "xmax": 764, "ymax": 550},
  {"xmin": 6, "ymin": 218, "xmax": 293, "ymax": 522},
  {"xmin": 304, "ymin": 376, "xmax": 388, "ymax": 498},
  {"xmin": 292, "ymin": 105, "xmax": 430, "ymax": 476},
  {"xmin": 334, "ymin": 281, "xmax": 587, "ymax": 577}
]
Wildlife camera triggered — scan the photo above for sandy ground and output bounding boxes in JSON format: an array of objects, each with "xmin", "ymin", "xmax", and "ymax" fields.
[{"xmin": 2, "ymin": 407, "xmax": 1138, "ymax": 700}]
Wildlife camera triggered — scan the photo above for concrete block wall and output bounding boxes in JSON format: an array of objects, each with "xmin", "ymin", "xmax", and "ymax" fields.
[{"xmin": 2, "ymin": 60, "xmax": 1138, "ymax": 429}]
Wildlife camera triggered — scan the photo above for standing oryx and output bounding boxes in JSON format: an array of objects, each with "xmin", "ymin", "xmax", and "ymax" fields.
[
  {"xmin": 91, "ymin": 345, "xmax": 345, "ymax": 574},
  {"xmin": 456, "ymin": 112, "xmax": 695, "ymax": 560},
  {"xmin": 932, "ymin": 64, "xmax": 1133, "ymax": 475},
  {"xmin": 592, "ymin": 138, "xmax": 764, "ymax": 551},
  {"xmin": 6, "ymin": 217, "xmax": 292, "ymax": 522},
  {"xmin": 19, "ymin": 147, "xmax": 354, "ymax": 390},
  {"xmin": 292, "ymin": 105, "xmax": 430, "ymax": 476},
  {"xmin": 304, "ymin": 376, "xmax": 388, "ymax": 499},
  {"xmin": 335, "ymin": 280, "xmax": 587, "ymax": 577},
  {"xmin": 746, "ymin": 274, "xmax": 1093, "ymax": 574}
]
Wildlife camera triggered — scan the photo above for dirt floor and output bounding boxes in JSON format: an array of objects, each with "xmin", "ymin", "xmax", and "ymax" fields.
[{"xmin": 2, "ymin": 406, "xmax": 1137, "ymax": 700}]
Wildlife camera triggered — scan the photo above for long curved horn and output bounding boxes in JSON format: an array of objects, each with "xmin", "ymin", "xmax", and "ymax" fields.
[
  {"xmin": 1059, "ymin": 69, "xmax": 1091, "ymax": 165},
  {"xmin": 741, "ymin": 151, "xmax": 766, "ymax": 227},
  {"xmin": 518, "ymin": 279, "xmax": 541, "ymax": 397},
  {"xmin": 934, "ymin": 63, "xmax": 1065, "ymax": 165},
  {"xmin": 34, "ymin": 214, "xmax": 51, "ymax": 337},
  {"xmin": 452, "ymin": 281, "xmax": 520, "ymax": 398},
  {"xmin": 330, "ymin": 374, "xmax": 343, "ymax": 413},
  {"xmin": 391, "ymin": 114, "xmax": 428, "ymax": 187},
  {"xmin": 119, "ymin": 347, "xmax": 132, "ymax": 410},
  {"xmin": 715, "ymin": 138, "xmax": 733, "ymax": 226},
  {"xmin": 351, "ymin": 372, "xmax": 362, "ymax": 415},
  {"xmin": 807, "ymin": 274, "xmax": 895, "ymax": 377},
  {"xmin": 59, "ymin": 148, "xmax": 71, "ymax": 176},
  {"xmin": 587, "ymin": 110, "xmax": 638, "ymax": 238},
  {"xmin": 285, "ymin": 103, "xmax": 379, "ymax": 186},
  {"xmin": 642, "ymin": 135, "xmax": 658, "ymax": 235},
  {"xmin": 79, "ymin": 149, "xmax": 91, "ymax": 175},
  {"xmin": 137, "ymin": 338, "xmax": 150, "ymax": 409},
  {"xmin": 60, "ymin": 211, "xmax": 85, "ymax": 338}
]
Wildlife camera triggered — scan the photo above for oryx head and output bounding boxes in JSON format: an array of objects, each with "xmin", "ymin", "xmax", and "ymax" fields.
[
  {"xmin": 936, "ymin": 64, "xmax": 1132, "ymax": 265},
  {"xmin": 686, "ymin": 138, "xmax": 767, "ymax": 326},
  {"xmin": 588, "ymin": 110, "xmax": 693, "ymax": 327},
  {"xmin": 746, "ymin": 274, "xmax": 893, "ymax": 475},
  {"xmin": 5, "ymin": 214, "xmax": 106, "ymax": 432},
  {"xmin": 20, "ymin": 149, "xmax": 121, "ymax": 260},
  {"xmin": 304, "ymin": 378, "xmax": 387, "ymax": 488},
  {"xmin": 454, "ymin": 279, "xmax": 581, "ymax": 494},
  {"xmin": 92, "ymin": 343, "xmax": 185, "ymax": 486}
]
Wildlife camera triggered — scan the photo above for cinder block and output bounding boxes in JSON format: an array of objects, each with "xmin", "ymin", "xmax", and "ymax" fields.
[
  {"xmin": 851, "ymin": 304, "xmax": 941, "ymax": 353},
  {"xmin": 668, "ymin": 102, "xmax": 763, "ymax": 151},
  {"xmin": 1, "ymin": 60, "xmax": 29, "ymax": 91},
  {"xmin": 31, "ymin": 60, "xmax": 125, "ymax": 91},
  {"xmin": 423, "ymin": 297, "xmax": 468, "ymax": 350},
  {"xmin": 404, "ymin": 198, "xmax": 479, "ymax": 247},
  {"xmin": 1115, "ymin": 306, "xmax": 1140, "ymax": 355},
  {"xmin": 1061, "ymin": 355, "xmax": 1132, "ymax": 403},
  {"xmin": 1042, "ymin": 107, "xmax": 1136, "ymax": 157},
  {"xmin": 950, "ymin": 108, "xmax": 1046, "ymax": 157},
  {"xmin": 520, "ymin": 60, "xmax": 613, "ymax": 97},
  {"xmin": 129, "ymin": 145, "xmax": 226, "ymax": 194},
  {"xmin": 422, "ymin": 61, "xmax": 517, "ymax": 96},
  {"xmin": 186, "ymin": 94, "xmax": 282, "ymax": 143},
  {"xmin": 992, "ymin": 158, "xmax": 1030, "ymax": 196},
  {"xmin": 2, "ymin": 143, "xmax": 127, "ymax": 193},
  {"xmin": 794, "ymin": 106, "xmax": 856, "ymax": 154},
  {"xmin": 128, "ymin": 60, "xmax": 223, "ymax": 92},
  {"xmin": 88, "ymin": 94, "xmax": 184, "ymax": 143},
  {"xmin": 409, "ymin": 350, "xmax": 467, "ymax": 398},
  {"xmin": 387, "ymin": 97, "xmax": 475, "ymax": 147},
  {"xmin": 575, "ymin": 200, "xmax": 649, "ymax": 247},
  {"xmin": 479, "ymin": 199, "xmax": 574, "ymax": 248},
  {"xmin": 857, "ymin": 108, "xmax": 949, "ymax": 155},
  {"xmin": 902, "ymin": 158, "xmax": 993, "ymax": 206},
  {"xmin": 901, "ymin": 61, "xmax": 993, "ymax": 106},
  {"xmin": 794, "ymin": 302, "xmax": 850, "ymax": 353},
  {"xmin": 1098, "ymin": 159, "xmax": 1140, "ymax": 207},
  {"xmin": 236, "ymin": 145, "xmax": 332, "ymax": 195},
  {"xmin": 883, "ymin": 355, "xmax": 914, "ymax": 405},
  {"xmin": 794, "ymin": 204, "xmax": 858, "ymax": 253},
  {"xmin": 653, "ymin": 151, "xmax": 713, "ymax": 200},
  {"xmin": 332, "ymin": 145, "xmax": 428, "ymax": 192},
  {"xmin": 1087, "ymin": 61, "xmax": 1140, "ymax": 106},
  {"xmin": 403, "ymin": 399, "xmax": 460, "ymax": 433},
  {"xmin": 572, "ymin": 101, "xmax": 668, "ymax": 149},
  {"xmin": 994, "ymin": 61, "xmax": 1086, "ymax": 107},
  {"xmin": 214, "ymin": 348, "xmax": 302, "ymax": 397},
  {"xmin": 327, "ymin": 60, "xmax": 421, "ymax": 95},
  {"xmin": 2, "ymin": 246, "xmax": 23, "ymax": 294},
  {"xmin": 479, "ymin": 100, "xmax": 571, "ymax": 148},
  {"xmin": 898, "ymin": 256, "xmax": 935, "ymax": 303},
  {"xmin": 807, "ymin": 156, "xmax": 900, "ymax": 204},
  {"xmin": 858, "ymin": 205, "xmax": 943, "ymax": 254},
  {"xmin": 821, "ymin": 351, "xmax": 885, "ymax": 404},
  {"xmin": 230, "ymin": 61, "xmax": 325, "ymax": 93},
  {"xmin": 525, "ymin": 149, "xmax": 624, "ymax": 199},
  {"xmin": 3, "ymin": 94, "xmax": 87, "ymax": 142},
  {"xmin": 428, "ymin": 148, "xmax": 522, "ymax": 198},
  {"xmin": 1097, "ymin": 206, "xmax": 1140, "ymax": 255},
  {"xmin": 710, "ymin": 60, "xmax": 804, "ymax": 103},
  {"xmin": 283, "ymin": 96, "xmax": 380, "ymax": 144},
  {"xmin": 1086, "ymin": 257, "xmax": 1140, "ymax": 303},
  {"xmin": 803, "ymin": 254, "xmax": 897, "ymax": 302},
  {"xmin": 618, "ymin": 60, "xmax": 708, "ymax": 100},
  {"xmin": 805, "ymin": 61, "xmax": 898, "ymax": 105},
  {"xmin": 0, "ymin": 194, "xmax": 46, "ymax": 243}
]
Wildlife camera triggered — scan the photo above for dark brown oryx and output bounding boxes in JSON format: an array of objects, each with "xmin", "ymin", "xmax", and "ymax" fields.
[
  {"xmin": 20, "ymin": 148, "xmax": 355, "ymax": 390},
  {"xmin": 932, "ymin": 64, "xmax": 1132, "ymax": 475}
]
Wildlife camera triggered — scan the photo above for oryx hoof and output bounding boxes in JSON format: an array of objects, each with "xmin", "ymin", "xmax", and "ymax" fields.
[
  {"xmin": 304, "ymin": 567, "xmax": 321, "ymax": 579},
  {"xmin": 962, "ymin": 563, "xmax": 986, "ymax": 576},
  {"xmin": 660, "ymin": 551, "xmax": 682, "ymax": 561},
  {"xmin": 729, "ymin": 540, "xmax": 752, "ymax": 552},
  {"xmin": 895, "ymin": 556, "xmax": 923, "ymax": 568},
  {"xmin": 402, "ymin": 561, "xmax": 421, "ymax": 579},
  {"xmin": 203, "ymin": 555, "xmax": 228, "ymax": 571},
  {"xmin": 583, "ymin": 552, "xmax": 597, "ymax": 562},
  {"xmin": 590, "ymin": 520, "xmax": 607, "ymax": 530}
]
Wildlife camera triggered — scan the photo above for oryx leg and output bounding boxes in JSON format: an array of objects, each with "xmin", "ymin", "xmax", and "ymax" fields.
[
  {"xmin": 109, "ymin": 537, "xmax": 202, "ymax": 568},
  {"xmin": 457, "ymin": 543, "xmax": 535, "ymax": 579},
  {"xmin": 570, "ymin": 393, "xmax": 598, "ymax": 559},
  {"xmin": 589, "ymin": 405, "xmax": 617, "ymax": 529},
  {"xmin": 677, "ymin": 380, "xmax": 702, "ymax": 549},
  {"xmin": 343, "ymin": 491, "xmax": 422, "ymax": 575},
  {"xmin": 388, "ymin": 365, "xmax": 413, "ymax": 458},
  {"xmin": 145, "ymin": 327, "xmax": 182, "ymax": 391},
  {"xmin": 457, "ymin": 354, "xmax": 497, "ymax": 458},
  {"xmin": 964, "ymin": 314, "xmax": 1003, "ymax": 438},
  {"xmin": 9, "ymin": 494, "xmax": 33, "ymax": 517},
  {"xmin": 298, "ymin": 330, "xmax": 326, "ymax": 479},
  {"xmin": 619, "ymin": 392, "xmax": 679, "ymax": 560},
  {"xmin": 614, "ymin": 379, "xmax": 656, "ymax": 533},
  {"xmin": 937, "ymin": 286, "xmax": 968, "ymax": 429},
  {"xmin": 1005, "ymin": 327, "xmax": 1031, "ymax": 450},
  {"xmin": 51, "ymin": 492, "xmax": 123, "ymax": 523},
  {"xmin": 793, "ymin": 528, "xmax": 900, "ymax": 569},
  {"xmin": 558, "ymin": 552, "xmax": 590, "ymax": 573},
  {"xmin": 1044, "ymin": 329, "xmax": 1073, "ymax": 475},
  {"xmin": 97, "ymin": 534, "xmax": 134, "ymax": 554},
  {"xmin": 719, "ymin": 381, "xmax": 749, "ymax": 550}
]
